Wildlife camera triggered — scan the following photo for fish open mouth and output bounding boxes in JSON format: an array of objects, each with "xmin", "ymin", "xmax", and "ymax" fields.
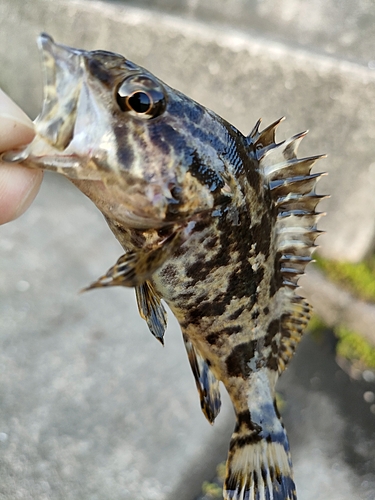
[
  {"xmin": 2, "ymin": 34, "xmax": 90, "ymax": 172},
  {"xmin": 1, "ymin": 34, "xmax": 121, "ymax": 184},
  {"xmin": 34, "ymin": 33, "xmax": 84, "ymax": 150}
]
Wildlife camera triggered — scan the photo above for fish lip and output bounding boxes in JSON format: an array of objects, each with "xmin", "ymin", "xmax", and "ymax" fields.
[{"xmin": 38, "ymin": 33, "xmax": 83, "ymax": 58}]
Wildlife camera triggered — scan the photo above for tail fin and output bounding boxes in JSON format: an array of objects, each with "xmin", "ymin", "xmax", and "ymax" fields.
[
  {"xmin": 224, "ymin": 434, "xmax": 296, "ymax": 500},
  {"xmin": 224, "ymin": 371, "xmax": 296, "ymax": 500}
]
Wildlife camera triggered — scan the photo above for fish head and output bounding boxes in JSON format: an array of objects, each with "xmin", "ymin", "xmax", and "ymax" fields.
[{"xmin": 4, "ymin": 34, "xmax": 226, "ymax": 229}]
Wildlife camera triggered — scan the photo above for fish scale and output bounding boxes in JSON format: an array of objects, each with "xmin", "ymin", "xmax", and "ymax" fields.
[{"xmin": 1, "ymin": 34, "xmax": 326, "ymax": 500}]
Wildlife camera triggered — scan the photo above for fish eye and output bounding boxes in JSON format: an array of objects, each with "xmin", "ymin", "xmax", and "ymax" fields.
[{"xmin": 116, "ymin": 75, "xmax": 166, "ymax": 119}]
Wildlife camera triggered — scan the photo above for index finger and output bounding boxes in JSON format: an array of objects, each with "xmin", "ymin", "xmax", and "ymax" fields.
[{"xmin": 0, "ymin": 89, "xmax": 42, "ymax": 224}]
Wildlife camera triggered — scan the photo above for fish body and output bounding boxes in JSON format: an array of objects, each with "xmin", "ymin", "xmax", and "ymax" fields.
[{"xmin": 3, "ymin": 35, "xmax": 325, "ymax": 500}]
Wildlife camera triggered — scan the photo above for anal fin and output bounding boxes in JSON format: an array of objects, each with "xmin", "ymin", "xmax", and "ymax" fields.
[
  {"xmin": 135, "ymin": 281, "xmax": 167, "ymax": 345},
  {"xmin": 183, "ymin": 335, "xmax": 221, "ymax": 424}
]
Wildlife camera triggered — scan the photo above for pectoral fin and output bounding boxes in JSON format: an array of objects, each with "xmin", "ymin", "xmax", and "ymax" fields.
[
  {"xmin": 183, "ymin": 335, "xmax": 221, "ymax": 424},
  {"xmin": 82, "ymin": 241, "xmax": 173, "ymax": 290},
  {"xmin": 82, "ymin": 251, "xmax": 142, "ymax": 289},
  {"xmin": 135, "ymin": 281, "xmax": 167, "ymax": 345}
]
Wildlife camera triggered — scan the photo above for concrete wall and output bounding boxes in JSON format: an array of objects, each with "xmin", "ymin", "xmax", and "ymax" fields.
[
  {"xmin": 1, "ymin": 0, "xmax": 375, "ymax": 260},
  {"xmin": 121, "ymin": 0, "xmax": 375, "ymax": 66}
]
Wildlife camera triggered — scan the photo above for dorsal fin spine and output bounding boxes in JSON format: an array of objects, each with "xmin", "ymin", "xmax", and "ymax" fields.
[
  {"xmin": 249, "ymin": 117, "xmax": 262, "ymax": 139},
  {"xmin": 265, "ymin": 155, "xmax": 325, "ymax": 179},
  {"xmin": 254, "ymin": 116, "xmax": 285, "ymax": 148},
  {"xmin": 254, "ymin": 119, "xmax": 326, "ymax": 373}
]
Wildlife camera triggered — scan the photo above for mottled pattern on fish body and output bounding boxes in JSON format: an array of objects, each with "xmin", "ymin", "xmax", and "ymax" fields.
[{"xmin": 3, "ymin": 35, "xmax": 326, "ymax": 500}]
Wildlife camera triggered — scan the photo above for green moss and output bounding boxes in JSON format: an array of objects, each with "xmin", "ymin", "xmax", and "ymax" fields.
[
  {"xmin": 313, "ymin": 255, "xmax": 375, "ymax": 369},
  {"xmin": 275, "ymin": 391, "xmax": 286, "ymax": 413},
  {"xmin": 308, "ymin": 314, "xmax": 326, "ymax": 332},
  {"xmin": 201, "ymin": 463, "xmax": 225, "ymax": 499},
  {"xmin": 216, "ymin": 462, "xmax": 226, "ymax": 482},
  {"xmin": 315, "ymin": 255, "xmax": 375, "ymax": 303},
  {"xmin": 201, "ymin": 481, "xmax": 222, "ymax": 498},
  {"xmin": 335, "ymin": 325, "xmax": 375, "ymax": 370}
]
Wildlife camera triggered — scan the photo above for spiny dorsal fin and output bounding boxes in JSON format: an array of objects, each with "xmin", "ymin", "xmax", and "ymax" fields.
[
  {"xmin": 259, "ymin": 130, "xmax": 308, "ymax": 169},
  {"xmin": 254, "ymin": 119, "xmax": 326, "ymax": 372},
  {"xmin": 265, "ymin": 154, "xmax": 323, "ymax": 180},
  {"xmin": 135, "ymin": 281, "xmax": 167, "ymax": 345},
  {"xmin": 253, "ymin": 116, "xmax": 285, "ymax": 149},
  {"xmin": 183, "ymin": 334, "xmax": 221, "ymax": 424}
]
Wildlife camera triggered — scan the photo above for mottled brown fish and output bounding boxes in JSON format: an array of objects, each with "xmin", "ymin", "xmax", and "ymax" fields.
[{"xmin": 3, "ymin": 34, "xmax": 326, "ymax": 500}]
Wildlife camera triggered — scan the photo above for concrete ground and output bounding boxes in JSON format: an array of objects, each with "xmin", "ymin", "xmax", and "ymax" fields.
[
  {"xmin": 1, "ymin": 1, "xmax": 375, "ymax": 499},
  {"xmin": 0, "ymin": 173, "xmax": 234, "ymax": 500}
]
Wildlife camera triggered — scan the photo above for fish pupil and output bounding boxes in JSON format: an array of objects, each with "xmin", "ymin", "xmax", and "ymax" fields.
[{"xmin": 127, "ymin": 91, "xmax": 152, "ymax": 114}]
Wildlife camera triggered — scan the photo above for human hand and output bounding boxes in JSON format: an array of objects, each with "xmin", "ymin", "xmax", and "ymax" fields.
[{"xmin": 0, "ymin": 89, "xmax": 43, "ymax": 225}]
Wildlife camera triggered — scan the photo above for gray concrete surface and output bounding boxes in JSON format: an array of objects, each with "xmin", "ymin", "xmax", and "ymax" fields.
[
  {"xmin": 0, "ymin": 173, "xmax": 234, "ymax": 500},
  {"xmin": 1, "ymin": 1, "xmax": 375, "ymax": 499}
]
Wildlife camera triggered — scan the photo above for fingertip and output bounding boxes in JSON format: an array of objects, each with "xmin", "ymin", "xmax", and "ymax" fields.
[{"xmin": 0, "ymin": 164, "xmax": 43, "ymax": 224}]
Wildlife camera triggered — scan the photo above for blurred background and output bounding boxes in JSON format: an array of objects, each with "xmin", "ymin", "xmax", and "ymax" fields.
[{"xmin": 0, "ymin": 0, "xmax": 375, "ymax": 499}]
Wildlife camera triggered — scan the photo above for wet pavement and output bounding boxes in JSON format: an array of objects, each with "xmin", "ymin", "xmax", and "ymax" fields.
[
  {"xmin": 197, "ymin": 330, "xmax": 375, "ymax": 500},
  {"xmin": 282, "ymin": 331, "xmax": 375, "ymax": 500}
]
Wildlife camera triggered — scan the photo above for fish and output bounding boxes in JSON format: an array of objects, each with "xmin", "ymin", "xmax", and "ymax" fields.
[{"xmin": 2, "ymin": 34, "xmax": 326, "ymax": 500}]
